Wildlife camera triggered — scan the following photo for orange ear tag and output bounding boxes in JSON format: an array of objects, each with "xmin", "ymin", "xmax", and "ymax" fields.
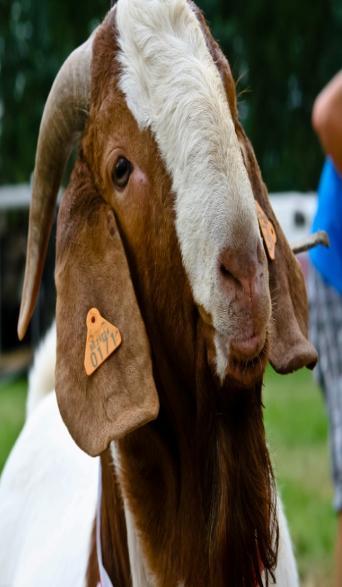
[
  {"xmin": 255, "ymin": 201, "xmax": 277, "ymax": 260},
  {"xmin": 84, "ymin": 308, "xmax": 122, "ymax": 376}
]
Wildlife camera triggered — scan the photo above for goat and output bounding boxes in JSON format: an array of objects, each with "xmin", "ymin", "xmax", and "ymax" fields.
[{"xmin": 0, "ymin": 1, "xmax": 317, "ymax": 585}]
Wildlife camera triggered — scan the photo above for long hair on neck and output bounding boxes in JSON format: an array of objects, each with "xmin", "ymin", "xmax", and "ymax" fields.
[{"xmin": 195, "ymin": 338, "xmax": 279, "ymax": 587}]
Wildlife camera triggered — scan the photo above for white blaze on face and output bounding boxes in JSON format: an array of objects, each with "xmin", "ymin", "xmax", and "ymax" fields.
[{"xmin": 116, "ymin": 0, "xmax": 262, "ymax": 380}]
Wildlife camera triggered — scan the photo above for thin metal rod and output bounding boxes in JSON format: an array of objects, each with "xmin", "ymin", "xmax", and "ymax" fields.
[{"xmin": 292, "ymin": 230, "xmax": 329, "ymax": 255}]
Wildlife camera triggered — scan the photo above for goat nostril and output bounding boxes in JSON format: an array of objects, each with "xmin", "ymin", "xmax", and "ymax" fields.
[
  {"xmin": 220, "ymin": 263, "xmax": 232, "ymax": 279},
  {"xmin": 219, "ymin": 246, "xmax": 262, "ymax": 295},
  {"xmin": 220, "ymin": 262, "xmax": 243, "ymax": 292}
]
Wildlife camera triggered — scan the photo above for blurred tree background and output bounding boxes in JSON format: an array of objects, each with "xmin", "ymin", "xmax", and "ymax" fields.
[{"xmin": 0, "ymin": 0, "xmax": 341, "ymax": 190}]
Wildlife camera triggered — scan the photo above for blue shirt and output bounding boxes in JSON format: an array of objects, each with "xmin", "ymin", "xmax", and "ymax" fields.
[{"xmin": 310, "ymin": 158, "xmax": 342, "ymax": 294}]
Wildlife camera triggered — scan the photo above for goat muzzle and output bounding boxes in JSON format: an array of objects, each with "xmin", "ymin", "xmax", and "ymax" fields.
[{"xmin": 218, "ymin": 240, "xmax": 270, "ymax": 341}]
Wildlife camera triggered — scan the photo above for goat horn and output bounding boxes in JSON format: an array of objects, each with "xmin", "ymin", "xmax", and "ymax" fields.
[{"xmin": 18, "ymin": 35, "xmax": 94, "ymax": 340}]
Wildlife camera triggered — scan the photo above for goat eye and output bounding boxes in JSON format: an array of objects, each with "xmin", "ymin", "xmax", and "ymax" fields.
[{"xmin": 112, "ymin": 157, "xmax": 132, "ymax": 189}]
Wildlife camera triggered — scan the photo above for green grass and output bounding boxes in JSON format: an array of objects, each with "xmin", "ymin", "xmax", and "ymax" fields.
[
  {"xmin": 264, "ymin": 367, "xmax": 334, "ymax": 585},
  {"xmin": 0, "ymin": 377, "xmax": 27, "ymax": 472},
  {"xmin": 0, "ymin": 370, "xmax": 334, "ymax": 584}
]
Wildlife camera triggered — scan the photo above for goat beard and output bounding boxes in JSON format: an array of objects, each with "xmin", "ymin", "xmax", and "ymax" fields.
[{"xmin": 195, "ymin": 336, "xmax": 279, "ymax": 587}]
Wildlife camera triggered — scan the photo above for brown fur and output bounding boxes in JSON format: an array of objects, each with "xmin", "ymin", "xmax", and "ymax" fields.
[
  {"xmin": 50, "ymin": 5, "xmax": 316, "ymax": 586},
  {"xmin": 86, "ymin": 524, "xmax": 100, "ymax": 587},
  {"xmin": 55, "ymin": 158, "xmax": 159, "ymax": 456},
  {"xmin": 99, "ymin": 450, "xmax": 132, "ymax": 585},
  {"xmin": 86, "ymin": 450, "xmax": 131, "ymax": 587}
]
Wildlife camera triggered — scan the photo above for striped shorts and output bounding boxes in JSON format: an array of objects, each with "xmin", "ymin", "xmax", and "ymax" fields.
[{"xmin": 308, "ymin": 264, "xmax": 342, "ymax": 512}]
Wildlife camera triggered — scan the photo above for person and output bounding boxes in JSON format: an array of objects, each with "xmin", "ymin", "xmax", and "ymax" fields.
[{"xmin": 308, "ymin": 70, "xmax": 342, "ymax": 587}]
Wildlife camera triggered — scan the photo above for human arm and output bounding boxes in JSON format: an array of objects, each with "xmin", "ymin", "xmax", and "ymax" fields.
[{"xmin": 312, "ymin": 71, "xmax": 342, "ymax": 173}]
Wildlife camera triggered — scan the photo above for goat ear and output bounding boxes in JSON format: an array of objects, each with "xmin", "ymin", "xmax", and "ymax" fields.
[
  {"xmin": 240, "ymin": 133, "xmax": 318, "ymax": 373},
  {"xmin": 55, "ymin": 160, "xmax": 159, "ymax": 456}
]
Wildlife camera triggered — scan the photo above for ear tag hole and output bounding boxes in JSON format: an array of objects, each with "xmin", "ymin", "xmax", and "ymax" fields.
[{"xmin": 84, "ymin": 308, "xmax": 122, "ymax": 376}]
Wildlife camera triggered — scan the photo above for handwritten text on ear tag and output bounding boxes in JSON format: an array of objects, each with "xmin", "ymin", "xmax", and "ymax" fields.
[
  {"xmin": 84, "ymin": 308, "xmax": 122, "ymax": 376},
  {"xmin": 255, "ymin": 201, "xmax": 277, "ymax": 261}
]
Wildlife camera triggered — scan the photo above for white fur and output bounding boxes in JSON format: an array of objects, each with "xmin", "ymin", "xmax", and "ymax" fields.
[
  {"xmin": 0, "ymin": 392, "xmax": 98, "ymax": 587},
  {"xmin": 116, "ymin": 0, "xmax": 262, "ymax": 381},
  {"xmin": 26, "ymin": 321, "xmax": 56, "ymax": 418},
  {"xmin": 111, "ymin": 443, "xmax": 157, "ymax": 587},
  {"xmin": 270, "ymin": 497, "xmax": 299, "ymax": 586}
]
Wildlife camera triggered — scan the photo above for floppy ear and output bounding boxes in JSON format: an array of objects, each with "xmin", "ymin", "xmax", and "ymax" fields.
[
  {"xmin": 239, "ymin": 131, "xmax": 318, "ymax": 373},
  {"xmin": 193, "ymin": 7, "xmax": 318, "ymax": 373},
  {"xmin": 55, "ymin": 159, "xmax": 159, "ymax": 456}
]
